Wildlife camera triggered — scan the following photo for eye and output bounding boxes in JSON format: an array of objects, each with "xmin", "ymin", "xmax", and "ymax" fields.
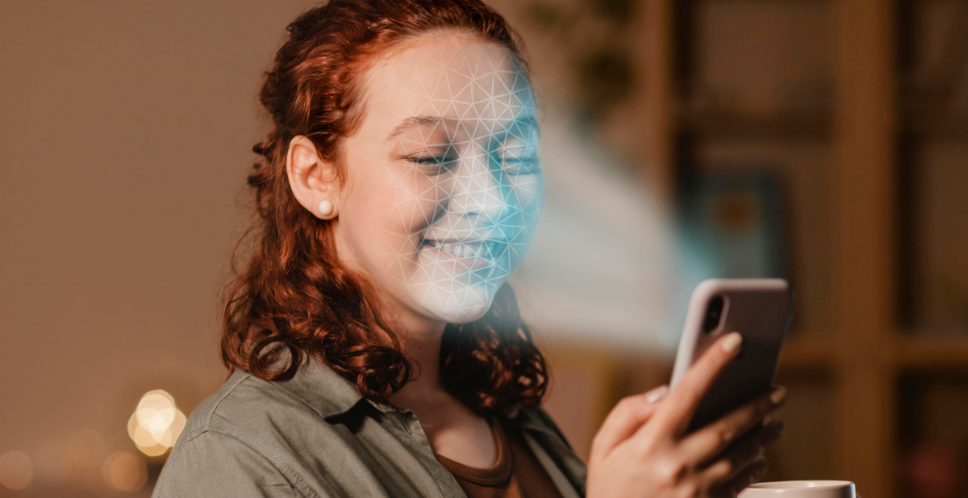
[
  {"xmin": 407, "ymin": 155, "xmax": 455, "ymax": 166},
  {"xmin": 496, "ymin": 138, "xmax": 540, "ymax": 175},
  {"xmin": 406, "ymin": 155, "xmax": 458, "ymax": 176},
  {"xmin": 403, "ymin": 145, "xmax": 458, "ymax": 173}
]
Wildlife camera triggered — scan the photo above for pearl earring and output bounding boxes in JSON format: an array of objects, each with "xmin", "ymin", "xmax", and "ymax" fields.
[{"xmin": 317, "ymin": 200, "xmax": 334, "ymax": 217}]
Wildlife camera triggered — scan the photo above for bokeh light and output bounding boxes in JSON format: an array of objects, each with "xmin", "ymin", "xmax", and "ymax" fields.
[
  {"xmin": 68, "ymin": 428, "xmax": 105, "ymax": 469},
  {"xmin": 33, "ymin": 441, "xmax": 70, "ymax": 482},
  {"xmin": 0, "ymin": 450, "xmax": 34, "ymax": 490},
  {"xmin": 102, "ymin": 451, "xmax": 147, "ymax": 492},
  {"xmin": 127, "ymin": 389, "xmax": 187, "ymax": 457}
]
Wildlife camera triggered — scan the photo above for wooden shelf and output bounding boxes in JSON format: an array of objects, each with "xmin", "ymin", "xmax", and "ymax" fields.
[
  {"xmin": 904, "ymin": 114, "xmax": 968, "ymax": 139},
  {"xmin": 629, "ymin": 0, "xmax": 960, "ymax": 494},
  {"xmin": 895, "ymin": 335, "xmax": 968, "ymax": 370},
  {"xmin": 778, "ymin": 332, "xmax": 968, "ymax": 371},
  {"xmin": 778, "ymin": 333, "xmax": 834, "ymax": 372}
]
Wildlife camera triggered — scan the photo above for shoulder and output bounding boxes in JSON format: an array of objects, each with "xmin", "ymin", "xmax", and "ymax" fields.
[
  {"xmin": 154, "ymin": 430, "xmax": 299, "ymax": 498},
  {"xmin": 178, "ymin": 370, "xmax": 329, "ymax": 443},
  {"xmin": 156, "ymin": 371, "xmax": 342, "ymax": 498}
]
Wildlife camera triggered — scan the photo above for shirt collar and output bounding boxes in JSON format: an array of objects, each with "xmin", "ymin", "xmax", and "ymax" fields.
[
  {"xmin": 514, "ymin": 407, "xmax": 566, "ymax": 441},
  {"xmin": 269, "ymin": 354, "xmax": 368, "ymax": 422},
  {"xmin": 267, "ymin": 353, "xmax": 562, "ymax": 435}
]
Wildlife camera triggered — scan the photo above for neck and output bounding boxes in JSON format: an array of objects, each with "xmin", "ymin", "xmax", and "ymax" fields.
[
  {"xmin": 332, "ymin": 232, "xmax": 450, "ymax": 400},
  {"xmin": 387, "ymin": 306, "xmax": 449, "ymax": 409}
]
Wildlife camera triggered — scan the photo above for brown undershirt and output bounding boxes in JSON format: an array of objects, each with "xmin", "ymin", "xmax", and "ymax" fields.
[{"xmin": 434, "ymin": 419, "xmax": 565, "ymax": 498}]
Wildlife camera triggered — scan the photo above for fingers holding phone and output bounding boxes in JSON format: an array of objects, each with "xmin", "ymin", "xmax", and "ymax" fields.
[
  {"xmin": 587, "ymin": 279, "xmax": 793, "ymax": 497},
  {"xmin": 689, "ymin": 391, "xmax": 786, "ymax": 494},
  {"xmin": 586, "ymin": 333, "xmax": 785, "ymax": 498},
  {"xmin": 589, "ymin": 385, "xmax": 669, "ymax": 462},
  {"xmin": 679, "ymin": 384, "xmax": 787, "ymax": 466},
  {"xmin": 644, "ymin": 331, "xmax": 745, "ymax": 438}
]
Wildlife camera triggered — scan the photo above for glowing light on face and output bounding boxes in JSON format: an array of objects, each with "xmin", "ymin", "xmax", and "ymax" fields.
[
  {"xmin": 337, "ymin": 35, "xmax": 543, "ymax": 323},
  {"xmin": 127, "ymin": 389, "xmax": 187, "ymax": 457}
]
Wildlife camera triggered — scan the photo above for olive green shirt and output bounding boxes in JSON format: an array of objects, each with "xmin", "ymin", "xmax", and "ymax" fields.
[{"xmin": 152, "ymin": 357, "xmax": 587, "ymax": 497}]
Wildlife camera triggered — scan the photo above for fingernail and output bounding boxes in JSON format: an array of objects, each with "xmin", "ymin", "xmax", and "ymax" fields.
[
  {"xmin": 644, "ymin": 385, "xmax": 669, "ymax": 403},
  {"xmin": 770, "ymin": 386, "xmax": 787, "ymax": 404},
  {"xmin": 721, "ymin": 332, "xmax": 743, "ymax": 353}
]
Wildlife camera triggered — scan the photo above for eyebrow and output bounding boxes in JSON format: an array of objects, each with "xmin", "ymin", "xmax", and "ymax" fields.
[
  {"xmin": 385, "ymin": 115, "xmax": 539, "ymax": 142},
  {"xmin": 386, "ymin": 116, "xmax": 454, "ymax": 142}
]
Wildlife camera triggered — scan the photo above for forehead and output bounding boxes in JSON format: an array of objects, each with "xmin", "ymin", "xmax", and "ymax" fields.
[{"xmin": 361, "ymin": 34, "xmax": 536, "ymax": 129}]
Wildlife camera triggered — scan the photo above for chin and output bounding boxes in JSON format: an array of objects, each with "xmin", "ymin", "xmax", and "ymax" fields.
[
  {"xmin": 413, "ymin": 286, "xmax": 495, "ymax": 324},
  {"xmin": 436, "ymin": 304, "xmax": 491, "ymax": 324}
]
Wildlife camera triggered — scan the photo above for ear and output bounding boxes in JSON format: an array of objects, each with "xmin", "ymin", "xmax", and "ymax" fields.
[{"xmin": 286, "ymin": 136, "xmax": 340, "ymax": 220}]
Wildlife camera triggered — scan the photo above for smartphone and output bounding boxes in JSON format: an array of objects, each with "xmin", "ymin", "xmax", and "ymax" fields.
[{"xmin": 670, "ymin": 278, "xmax": 795, "ymax": 432}]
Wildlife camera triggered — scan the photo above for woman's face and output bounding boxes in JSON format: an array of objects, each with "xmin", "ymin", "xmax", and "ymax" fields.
[{"xmin": 333, "ymin": 33, "xmax": 543, "ymax": 324}]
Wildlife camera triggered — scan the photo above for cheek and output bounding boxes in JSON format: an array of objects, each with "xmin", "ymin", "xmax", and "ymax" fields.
[
  {"xmin": 389, "ymin": 169, "xmax": 450, "ymax": 234},
  {"xmin": 369, "ymin": 167, "xmax": 450, "ymax": 256},
  {"xmin": 508, "ymin": 174, "xmax": 544, "ymax": 229}
]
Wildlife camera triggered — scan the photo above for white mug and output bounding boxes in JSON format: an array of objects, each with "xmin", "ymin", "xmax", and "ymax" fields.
[{"xmin": 738, "ymin": 481, "xmax": 856, "ymax": 498}]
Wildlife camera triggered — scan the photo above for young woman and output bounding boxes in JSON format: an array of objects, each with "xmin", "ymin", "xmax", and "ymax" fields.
[{"xmin": 153, "ymin": 1, "xmax": 785, "ymax": 497}]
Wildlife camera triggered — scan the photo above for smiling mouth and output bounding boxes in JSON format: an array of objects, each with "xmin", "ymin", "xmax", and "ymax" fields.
[{"xmin": 420, "ymin": 239, "xmax": 506, "ymax": 260}]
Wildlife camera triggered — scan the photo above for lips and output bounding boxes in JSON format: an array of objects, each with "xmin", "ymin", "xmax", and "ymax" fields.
[{"xmin": 420, "ymin": 239, "xmax": 506, "ymax": 262}]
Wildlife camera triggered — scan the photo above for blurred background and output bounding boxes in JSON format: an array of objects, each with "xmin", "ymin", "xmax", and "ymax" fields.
[{"xmin": 1, "ymin": 0, "xmax": 967, "ymax": 497}]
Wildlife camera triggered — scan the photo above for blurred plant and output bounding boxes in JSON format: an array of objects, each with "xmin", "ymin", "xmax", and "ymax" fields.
[{"xmin": 521, "ymin": 0, "xmax": 637, "ymax": 123}]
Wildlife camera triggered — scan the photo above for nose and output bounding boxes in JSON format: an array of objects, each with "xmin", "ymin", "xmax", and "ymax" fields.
[{"xmin": 448, "ymin": 145, "xmax": 513, "ymax": 222}]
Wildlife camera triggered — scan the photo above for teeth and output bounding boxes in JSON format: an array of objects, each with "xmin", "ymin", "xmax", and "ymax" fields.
[{"xmin": 428, "ymin": 241, "xmax": 502, "ymax": 259}]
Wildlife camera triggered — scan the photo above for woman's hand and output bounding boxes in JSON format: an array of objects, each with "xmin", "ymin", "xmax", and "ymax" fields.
[{"xmin": 586, "ymin": 332, "xmax": 786, "ymax": 498}]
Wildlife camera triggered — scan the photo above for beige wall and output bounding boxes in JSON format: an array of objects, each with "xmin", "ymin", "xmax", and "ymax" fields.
[{"xmin": 0, "ymin": 0, "xmax": 322, "ymax": 457}]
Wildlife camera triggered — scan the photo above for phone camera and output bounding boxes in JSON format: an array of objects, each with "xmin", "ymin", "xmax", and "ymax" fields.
[{"xmin": 703, "ymin": 296, "xmax": 725, "ymax": 332}]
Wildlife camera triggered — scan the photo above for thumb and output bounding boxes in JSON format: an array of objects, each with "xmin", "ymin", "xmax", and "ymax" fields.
[{"xmin": 589, "ymin": 385, "xmax": 668, "ymax": 462}]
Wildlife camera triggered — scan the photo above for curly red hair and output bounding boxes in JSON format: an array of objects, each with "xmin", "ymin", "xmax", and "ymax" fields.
[{"xmin": 220, "ymin": 0, "xmax": 547, "ymax": 417}]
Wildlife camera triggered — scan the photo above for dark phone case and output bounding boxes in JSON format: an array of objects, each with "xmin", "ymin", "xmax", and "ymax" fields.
[{"xmin": 687, "ymin": 285, "xmax": 795, "ymax": 432}]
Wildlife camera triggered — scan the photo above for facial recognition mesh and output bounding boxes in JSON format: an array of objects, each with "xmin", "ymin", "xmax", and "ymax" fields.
[{"xmin": 370, "ymin": 46, "xmax": 544, "ymax": 323}]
